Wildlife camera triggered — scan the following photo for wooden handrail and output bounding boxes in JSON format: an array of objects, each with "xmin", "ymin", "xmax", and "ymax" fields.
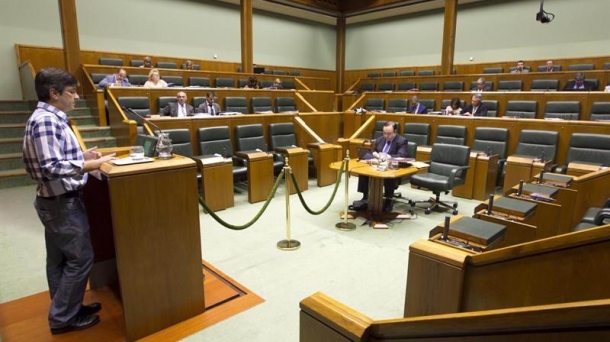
[
  {"xmin": 349, "ymin": 114, "xmax": 376, "ymax": 140},
  {"xmin": 295, "ymin": 92, "xmax": 316, "ymax": 112},
  {"xmin": 18, "ymin": 61, "xmax": 37, "ymax": 101},
  {"xmin": 294, "ymin": 77, "xmax": 311, "ymax": 90},
  {"xmin": 294, "ymin": 116, "xmax": 324, "ymax": 143}
]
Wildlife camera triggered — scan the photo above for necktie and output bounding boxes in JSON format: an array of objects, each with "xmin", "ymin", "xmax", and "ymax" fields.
[
  {"xmin": 210, "ymin": 105, "xmax": 214, "ymax": 116},
  {"xmin": 382, "ymin": 141, "xmax": 390, "ymax": 153},
  {"xmin": 180, "ymin": 105, "xmax": 185, "ymax": 117},
  {"xmin": 415, "ymin": 104, "xmax": 419, "ymax": 113}
]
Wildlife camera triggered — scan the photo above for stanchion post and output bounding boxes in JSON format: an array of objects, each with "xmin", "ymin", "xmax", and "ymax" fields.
[
  {"xmin": 336, "ymin": 150, "xmax": 356, "ymax": 231},
  {"xmin": 277, "ymin": 156, "xmax": 301, "ymax": 251}
]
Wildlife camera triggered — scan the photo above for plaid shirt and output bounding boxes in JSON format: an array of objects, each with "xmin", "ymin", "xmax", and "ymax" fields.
[{"xmin": 23, "ymin": 102, "xmax": 87, "ymax": 197}]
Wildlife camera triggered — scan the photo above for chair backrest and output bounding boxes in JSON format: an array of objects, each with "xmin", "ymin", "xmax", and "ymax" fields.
[
  {"xmin": 367, "ymin": 72, "xmax": 380, "ymax": 78},
  {"xmin": 192, "ymin": 97, "xmax": 206, "ymax": 109},
  {"xmin": 164, "ymin": 129, "xmax": 193, "ymax": 156},
  {"xmin": 397, "ymin": 82, "xmax": 416, "ymax": 91},
  {"xmin": 365, "ymin": 98, "xmax": 385, "ymax": 111},
  {"xmin": 269, "ymin": 123, "xmax": 297, "ymax": 149},
  {"xmin": 156, "ymin": 61, "xmax": 177, "ymax": 69},
  {"xmin": 441, "ymin": 99, "xmax": 465, "ymax": 110},
  {"xmin": 157, "ymin": 96, "xmax": 176, "ymax": 112},
  {"xmin": 235, "ymin": 124, "xmax": 266, "ymax": 151},
  {"xmin": 161, "ymin": 75, "xmax": 183, "ymax": 87},
  {"xmin": 568, "ymin": 63, "xmax": 594, "ymax": 71},
  {"xmin": 419, "ymin": 82, "xmax": 438, "ymax": 91},
  {"xmin": 99, "ymin": 58, "xmax": 123, "ymax": 66},
  {"xmin": 515, "ymin": 130, "xmax": 559, "ymax": 160},
  {"xmin": 544, "ymin": 101, "xmax": 580, "ymax": 120},
  {"xmin": 360, "ymin": 83, "xmax": 375, "ymax": 92},
  {"xmin": 483, "ymin": 67, "xmax": 504, "ymax": 74},
  {"xmin": 198, "ymin": 126, "xmax": 233, "ymax": 156},
  {"xmin": 404, "ymin": 123, "xmax": 430, "ymax": 146},
  {"xmin": 400, "ymin": 70, "xmax": 415, "ymax": 76},
  {"xmin": 429, "ymin": 143, "xmax": 471, "ymax": 178},
  {"xmin": 506, "ymin": 100, "xmax": 537, "ymax": 118},
  {"xmin": 590, "ymin": 102, "xmax": 610, "ymax": 121},
  {"xmin": 225, "ymin": 97, "xmax": 248, "ymax": 113},
  {"xmin": 530, "ymin": 79, "xmax": 559, "ymax": 91},
  {"xmin": 128, "ymin": 74, "xmax": 148, "ymax": 86},
  {"xmin": 192, "ymin": 64, "xmax": 200, "ymax": 70},
  {"xmin": 273, "ymin": 70, "xmax": 286, "ymax": 75},
  {"xmin": 406, "ymin": 141, "xmax": 417, "ymax": 159},
  {"xmin": 484, "ymin": 100, "xmax": 498, "ymax": 117},
  {"xmin": 372, "ymin": 121, "xmax": 386, "ymax": 140},
  {"xmin": 387, "ymin": 99, "xmax": 408, "ymax": 113},
  {"xmin": 260, "ymin": 80, "xmax": 273, "ymax": 88},
  {"xmin": 418, "ymin": 99, "xmax": 435, "ymax": 111},
  {"xmin": 283, "ymin": 80, "xmax": 296, "ymax": 90},
  {"xmin": 383, "ymin": 71, "xmax": 397, "ymax": 77},
  {"xmin": 130, "ymin": 60, "xmax": 143, "ymax": 67},
  {"xmin": 604, "ymin": 63, "xmax": 610, "ymax": 70},
  {"xmin": 472, "ymin": 127, "xmax": 509, "ymax": 159},
  {"xmin": 537, "ymin": 65, "xmax": 562, "ymax": 72},
  {"xmin": 276, "ymin": 97, "xmax": 296, "ymax": 112},
  {"xmin": 497, "ymin": 80, "xmax": 523, "ymax": 91},
  {"xmin": 435, "ymin": 125, "xmax": 467, "ymax": 145},
  {"xmin": 566, "ymin": 133, "xmax": 610, "ymax": 165},
  {"xmin": 418, "ymin": 70, "xmax": 434, "ymax": 76},
  {"xmin": 288, "ymin": 70, "xmax": 300, "ymax": 76},
  {"xmin": 91, "ymin": 73, "xmax": 106, "ymax": 85},
  {"xmin": 215, "ymin": 78, "xmax": 235, "ymax": 88},
  {"xmin": 238, "ymin": 79, "xmax": 248, "ymax": 88},
  {"xmin": 251, "ymin": 97, "xmax": 273, "ymax": 113},
  {"xmin": 134, "ymin": 134, "xmax": 158, "ymax": 157},
  {"xmin": 189, "ymin": 77, "xmax": 210, "ymax": 87},
  {"xmin": 469, "ymin": 81, "xmax": 494, "ymax": 91},
  {"xmin": 378, "ymin": 83, "xmax": 394, "ymax": 91},
  {"xmin": 442, "ymin": 81, "xmax": 464, "ymax": 91},
  {"xmin": 509, "ymin": 66, "xmax": 531, "ymax": 72},
  {"xmin": 117, "ymin": 97, "xmax": 150, "ymax": 125}
]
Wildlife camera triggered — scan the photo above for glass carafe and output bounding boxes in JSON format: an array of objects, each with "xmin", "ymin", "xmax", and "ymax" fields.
[{"xmin": 156, "ymin": 133, "xmax": 173, "ymax": 159}]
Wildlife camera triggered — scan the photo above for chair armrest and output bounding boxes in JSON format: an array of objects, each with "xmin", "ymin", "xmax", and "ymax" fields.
[
  {"xmin": 556, "ymin": 164, "xmax": 568, "ymax": 174},
  {"xmin": 603, "ymin": 198, "xmax": 610, "ymax": 208},
  {"xmin": 594, "ymin": 208, "xmax": 610, "ymax": 225},
  {"xmin": 448, "ymin": 165, "xmax": 470, "ymax": 187},
  {"xmin": 233, "ymin": 156, "xmax": 247, "ymax": 166}
]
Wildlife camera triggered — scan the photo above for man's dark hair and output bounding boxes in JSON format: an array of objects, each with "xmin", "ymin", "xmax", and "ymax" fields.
[
  {"xmin": 206, "ymin": 91, "xmax": 216, "ymax": 98},
  {"xmin": 384, "ymin": 121, "xmax": 398, "ymax": 132},
  {"xmin": 35, "ymin": 68, "xmax": 77, "ymax": 102}
]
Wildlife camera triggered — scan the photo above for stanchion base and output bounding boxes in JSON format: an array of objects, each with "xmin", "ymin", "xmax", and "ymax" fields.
[
  {"xmin": 277, "ymin": 239, "xmax": 301, "ymax": 251},
  {"xmin": 335, "ymin": 222, "xmax": 357, "ymax": 231}
]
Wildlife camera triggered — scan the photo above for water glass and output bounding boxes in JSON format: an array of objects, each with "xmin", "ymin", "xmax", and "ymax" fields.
[{"xmin": 130, "ymin": 146, "xmax": 145, "ymax": 160}]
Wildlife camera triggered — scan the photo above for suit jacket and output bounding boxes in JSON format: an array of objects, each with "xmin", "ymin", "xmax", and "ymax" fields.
[
  {"xmin": 470, "ymin": 85, "xmax": 491, "ymax": 92},
  {"xmin": 197, "ymin": 102, "xmax": 222, "ymax": 115},
  {"xmin": 369, "ymin": 135, "xmax": 409, "ymax": 158},
  {"xmin": 511, "ymin": 68, "xmax": 530, "ymax": 73},
  {"xmin": 563, "ymin": 80, "xmax": 597, "ymax": 91},
  {"xmin": 161, "ymin": 102, "xmax": 194, "ymax": 117},
  {"xmin": 463, "ymin": 103, "xmax": 489, "ymax": 117},
  {"xmin": 98, "ymin": 74, "xmax": 131, "ymax": 87},
  {"xmin": 408, "ymin": 104, "xmax": 428, "ymax": 114}
]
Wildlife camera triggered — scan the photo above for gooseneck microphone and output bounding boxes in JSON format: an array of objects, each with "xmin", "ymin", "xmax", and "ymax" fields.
[
  {"xmin": 487, "ymin": 195, "xmax": 495, "ymax": 215},
  {"xmin": 121, "ymin": 107, "xmax": 164, "ymax": 136},
  {"xmin": 442, "ymin": 216, "xmax": 451, "ymax": 241},
  {"xmin": 517, "ymin": 180, "xmax": 524, "ymax": 196}
]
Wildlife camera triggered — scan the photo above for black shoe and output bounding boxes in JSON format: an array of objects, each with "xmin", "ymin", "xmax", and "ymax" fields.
[
  {"xmin": 383, "ymin": 200, "xmax": 393, "ymax": 212},
  {"xmin": 50, "ymin": 314, "xmax": 100, "ymax": 335},
  {"xmin": 78, "ymin": 302, "xmax": 102, "ymax": 316}
]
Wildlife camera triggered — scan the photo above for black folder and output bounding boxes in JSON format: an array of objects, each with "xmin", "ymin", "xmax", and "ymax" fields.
[
  {"xmin": 493, "ymin": 197, "xmax": 537, "ymax": 219},
  {"xmin": 449, "ymin": 217, "xmax": 506, "ymax": 246}
]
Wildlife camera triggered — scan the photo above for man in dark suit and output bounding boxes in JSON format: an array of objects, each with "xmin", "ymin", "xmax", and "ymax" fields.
[
  {"xmin": 470, "ymin": 77, "xmax": 491, "ymax": 92},
  {"xmin": 462, "ymin": 94, "xmax": 489, "ymax": 117},
  {"xmin": 161, "ymin": 91, "xmax": 194, "ymax": 117},
  {"xmin": 563, "ymin": 72, "xmax": 597, "ymax": 91},
  {"xmin": 358, "ymin": 121, "xmax": 408, "ymax": 211},
  {"xmin": 197, "ymin": 91, "xmax": 221, "ymax": 115},
  {"xmin": 408, "ymin": 95, "xmax": 428, "ymax": 114}
]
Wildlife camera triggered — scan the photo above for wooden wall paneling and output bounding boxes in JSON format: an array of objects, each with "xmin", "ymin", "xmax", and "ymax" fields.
[{"xmin": 298, "ymin": 90, "xmax": 335, "ymax": 111}]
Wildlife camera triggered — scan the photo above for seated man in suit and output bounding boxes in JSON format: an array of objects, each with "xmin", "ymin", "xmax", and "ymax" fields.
[
  {"xmin": 408, "ymin": 95, "xmax": 428, "ymax": 114},
  {"xmin": 98, "ymin": 68, "xmax": 131, "ymax": 87},
  {"xmin": 544, "ymin": 60, "xmax": 555, "ymax": 72},
  {"xmin": 196, "ymin": 91, "xmax": 221, "ymax": 115},
  {"xmin": 358, "ymin": 121, "xmax": 408, "ymax": 212},
  {"xmin": 471, "ymin": 77, "xmax": 491, "ymax": 92},
  {"xmin": 161, "ymin": 91, "xmax": 194, "ymax": 117},
  {"xmin": 563, "ymin": 72, "xmax": 596, "ymax": 91},
  {"xmin": 511, "ymin": 60, "xmax": 529, "ymax": 73},
  {"xmin": 462, "ymin": 93, "xmax": 489, "ymax": 117}
]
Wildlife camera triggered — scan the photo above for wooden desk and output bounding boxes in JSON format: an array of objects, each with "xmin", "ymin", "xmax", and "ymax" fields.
[
  {"xmin": 197, "ymin": 157, "xmax": 234, "ymax": 211},
  {"xmin": 308, "ymin": 143, "xmax": 341, "ymax": 187},
  {"xmin": 275, "ymin": 147, "xmax": 308, "ymax": 194},
  {"xmin": 567, "ymin": 162, "xmax": 604, "ymax": 177},
  {"xmin": 236, "ymin": 151, "xmax": 274, "ymax": 204},
  {"xmin": 503, "ymin": 156, "xmax": 553, "ymax": 194},
  {"xmin": 473, "ymin": 197, "xmax": 538, "ymax": 249}
]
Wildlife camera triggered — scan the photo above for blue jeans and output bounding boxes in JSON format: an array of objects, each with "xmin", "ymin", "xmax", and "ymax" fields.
[{"xmin": 34, "ymin": 195, "xmax": 94, "ymax": 329}]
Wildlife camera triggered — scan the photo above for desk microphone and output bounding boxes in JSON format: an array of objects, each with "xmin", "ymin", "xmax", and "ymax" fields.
[
  {"xmin": 539, "ymin": 171, "xmax": 545, "ymax": 184},
  {"xmin": 487, "ymin": 195, "xmax": 494, "ymax": 215},
  {"xmin": 540, "ymin": 151, "xmax": 546, "ymax": 163},
  {"xmin": 442, "ymin": 216, "xmax": 450, "ymax": 241},
  {"xmin": 517, "ymin": 180, "xmax": 524, "ymax": 196},
  {"xmin": 122, "ymin": 107, "xmax": 164, "ymax": 136}
]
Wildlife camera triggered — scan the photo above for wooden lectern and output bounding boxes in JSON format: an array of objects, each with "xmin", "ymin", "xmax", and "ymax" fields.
[
  {"xmin": 275, "ymin": 147, "xmax": 308, "ymax": 194},
  {"xmin": 84, "ymin": 156, "xmax": 205, "ymax": 341},
  {"xmin": 308, "ymin": 143, "xmax": 341, "ymax": 187},
  {"xmin": 235, "ymin": 151, "xmax": 274, "ymax": 204}
]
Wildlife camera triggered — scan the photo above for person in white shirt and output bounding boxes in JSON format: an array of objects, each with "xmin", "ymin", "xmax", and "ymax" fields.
[
  {"xmin": 143, "ymin": 69, "xmax": 168, "ymax": 88},
  {"xmin": 444, "ymin": 97, "xmax": 462, "ymax": 115},
  {"xmin": 471, "ymin": 77, "xmax": 490, "ymax": 92},
  {"xmin": 161, "ymin": 91, "xmax": 194, "ymax": 117}
]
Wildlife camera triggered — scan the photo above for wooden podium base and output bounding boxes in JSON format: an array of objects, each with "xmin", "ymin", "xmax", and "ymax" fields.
[{"xmin": 0, "ymin": 261, "xmax": 264, "ymax": 342}]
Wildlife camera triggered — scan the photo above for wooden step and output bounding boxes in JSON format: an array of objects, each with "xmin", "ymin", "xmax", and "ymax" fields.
[{"xmin": 0, "ymin": 153, "xmax": 23, "ymax": 170}]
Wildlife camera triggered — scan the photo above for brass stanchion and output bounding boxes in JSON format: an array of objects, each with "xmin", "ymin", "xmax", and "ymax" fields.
[
  {"xmin": 277, "ymin": 156, "xmax": 301, "ymax": 251},
  {"xmin": 336, "ymin": 150, "xmax": 356, "ymax": 231}
]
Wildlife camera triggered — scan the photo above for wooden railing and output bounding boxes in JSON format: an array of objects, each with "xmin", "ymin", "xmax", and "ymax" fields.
[{"xmin": 18, "ymin": 61, "xmax": 37, "ymax": 101}]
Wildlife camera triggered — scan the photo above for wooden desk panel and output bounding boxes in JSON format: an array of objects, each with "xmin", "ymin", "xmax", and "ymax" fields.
[
  {"xmin": 309, "ymin": 143, "xmax": 341, "ymax": 187},
  {"xmin": 200, "ymin": 160, "xmax": 234, "ymax": 211}
]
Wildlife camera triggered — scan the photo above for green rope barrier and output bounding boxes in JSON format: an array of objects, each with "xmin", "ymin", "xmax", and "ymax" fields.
[
  {"xmin": 198, "ymin": 170, "xmax": 285, "ymax": 230},
  {"xmin": 289, "ymin": 159, "xmax": 345, "ymax": 215}
]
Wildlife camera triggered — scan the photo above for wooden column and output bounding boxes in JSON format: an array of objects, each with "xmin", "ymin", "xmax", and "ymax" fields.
[
  {"xmin": 240, "ymin": 0, "xmax": 253, "ymax": 74},
  {"xmin": 336, "ymin": 17, "xmax": 346, "ymax": 93},
  {"xmin": 58, "ymin": 0, "xmax": 82, "ymax": 83},
  {"xmin": 440, "ymin": 0, "xmax": 458, "ymax": 75}
]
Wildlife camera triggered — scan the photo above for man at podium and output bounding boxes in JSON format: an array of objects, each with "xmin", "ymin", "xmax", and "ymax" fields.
[{"xmin": 22, "ymin": 68, "xmax": 116, "ymax": 335}]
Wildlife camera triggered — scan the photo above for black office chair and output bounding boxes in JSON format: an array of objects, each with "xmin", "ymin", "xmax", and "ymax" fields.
[
  {"xmin": 367, "ymin": 72, "xmax": 380, "ymax": 78},
  {"xmin": 442, "ymin": 81, "xmax": 464, "ymax": 91},
  {"xmin": 156, "ymin": 61, "xmax": 177, "ymax": 69},
  {"xmin": 197, "ymin": 126, "xmax": 247, "ymax": 182},
  {"xmin": 387, "ymin": 99, "xmax": 408, "ymax": 113},
  {"xmin": 590, "ymin": 102, "xmax": 610, "ymax": 121},
  {"xmin": 383, "ymin": 71, "xmax": 397, "ymax": 77},
  {"xmin": 215, "ymin": 78, "xmax": 235, "ymax": 88},
  {"xmin": 505, "ymin": 100, "xmax": 537, "ymax": 118},
  {"xmin": 530, "ymin": 79, "xmax": 560, "ymax": 91},
  {"xmin": 572, "ymin": 209, "xmax": 610, "ymax": 232},
  {"xmin": 568, "ymin": 63, "xmax": 594, "ymax": 71},
  {"xmin": 189, "ymin": 77, "xmax": 210, "ymax": 87},
  {"xmin": 397, "ymin": 82, "xmax": 417, "ymax": 91},
  {"xmin": 365, "ymin": 99, "xmax": 385, "ymax": 112},
  {"xmin": 269, "ymin": 123, "xmax": 313, "ymax": 166},
  {"xmin": 130, "ymin": 60, "xmax": 143, "ymax": 67},
  {"xmin": 251, "ymin": 97, "xmax": 273, "ymax": 113},
  {"xmin": 483, "ymin": 67, "xmax": 504, "ymax": 74},
  {"xmin": 128, "ymin": 75, "xmax": 148, "ymax": 86},
  {"xmin": 276, "ymin": 97, "xmax": 297, "ymax": 113},
  {"xmin": 544, "ymin": 101, "xmax": 580, "ymax": 120},
  {"xmin": 419, "ymin": 82, "xmax": 439, "ymax": 91},
  {"xmin": 235, "ymin": 124, "xmax": 284, "ymax": 174},
  {"xmin": 556, "ymin": 133, "xmax": 610, "ymax": 173},
  {"xmin": 410, "ymin": 144, "xmax": 470, "ymax": 215},
  {"xmin": 90, "ymin": 73, "xmax": 106, "ymax": 87},
  {"xmin": 378, "ymin": 83, "xmax": 395, "ymax": 91},
  {"xmin": 484, "ymin": 100, "xmax": 498, "ymax": 117},
  {"xmin": 157, "ymin": 96, "xmax": 175, "ymax": 114},
  {"xmin": 497, "ymin": 80, "xmax": 523, "ymax": 91},
  {"xmin": 117, "ymin": 96, "xmax": 150, "ymax": 134},
  {"xmin": 360, "ymin": 83, "xmax": 375, "ymax": 92},
  {"xmin": 435, "ymin": 125, "xmax": 467, "ymax": 145},
  {"xmin": 403, "ymin": 123, "xmax": 430, "ymax": 147},
  {"xmin": 161, "ymin": 76, "xmax": 183, "ymax": 87},
  {"xmin": 537, "ymin": 65, "xmax": 562, "ymax": 72},
  {"xmin": 399, "ymin": 71, "xmax": 415, "ymax": 76},
  {"xmin": 225, "ymin": 97, "xmax": 248, "ymax": 113},
  {"xmin": 513, "ymin": 130, "xmax": 559, "ymax": 161},
  {"xmin": 472, "ymin": 127, "xmax": 509, "ymax": 185},
  {"xmin": 418, "ymin": 70, "xmax": 434, "ymax": 76}
]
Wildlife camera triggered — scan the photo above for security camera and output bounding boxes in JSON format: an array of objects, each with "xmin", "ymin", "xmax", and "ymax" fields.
[{"xmin": 536, "ymin": 0, "xmax": 554, "ymax": 23}]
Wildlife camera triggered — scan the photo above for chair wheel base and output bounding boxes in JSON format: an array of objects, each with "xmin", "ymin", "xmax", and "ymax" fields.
[
  {"xmin": 425, "ymin": 209, "xmax": 431, "ymax": 215},
  {"xmin": 453, "ymin": 210, "xmax": 458, "ymax": 215}
]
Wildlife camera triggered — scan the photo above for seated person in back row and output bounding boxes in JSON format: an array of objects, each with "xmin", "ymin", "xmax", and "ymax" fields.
[
  {"xmin": 563, "ymin": 72, "xmax": 597, "ymax": 91},
  {"xmin": 197, "ymin": 91, "xmax": 221, "ymax": 115},
  {"xmin": 444, "ymin": 97, "xmax": 462, "ymax": 115},
  {"xmin": 182, "ymin": 60, "xmax": 193, "ymax": 70},
  {"xmin": 244, "ymin": 76, "xmax": 260, "ymax": 89},
  {"xmin": 408, "ymin": 95, "xmax": 428, "ymax": 114},
  {"xmin": 471, "ymin": 77, "xmax": 491, "ymax": 92},
  {"xmin": 98, "ymin": 68, "xmax": 131, "ymax": 87},
  {"xmin": 462, "ymin": 94, "xmax": 488, "ymax": 117},
  {"xmin": 511, "ymin": 60, "xmax": 529, "ymax": 73},
  {"xmin": 269, "ymin": 78, "xmax": 283, "ymax": 89},
  {"xmin": 143, "ymin": 69, "xmax": 168, "ymax": 88},
  {"xmin": 358, "ymin": 121, "xmax": 408, "ymax": 212},
  {"xmin": 161, "ymin": 91, "xmax": 194, "ymax": 117},
  {"xmin": 140, "ymin": 56, "xmax": 153, "ymax": 68}
]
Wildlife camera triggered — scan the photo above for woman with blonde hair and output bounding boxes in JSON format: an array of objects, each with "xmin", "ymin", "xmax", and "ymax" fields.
[{"xmin": 143, "ymin": 69, "xmax": 168, "ymax": 88}]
